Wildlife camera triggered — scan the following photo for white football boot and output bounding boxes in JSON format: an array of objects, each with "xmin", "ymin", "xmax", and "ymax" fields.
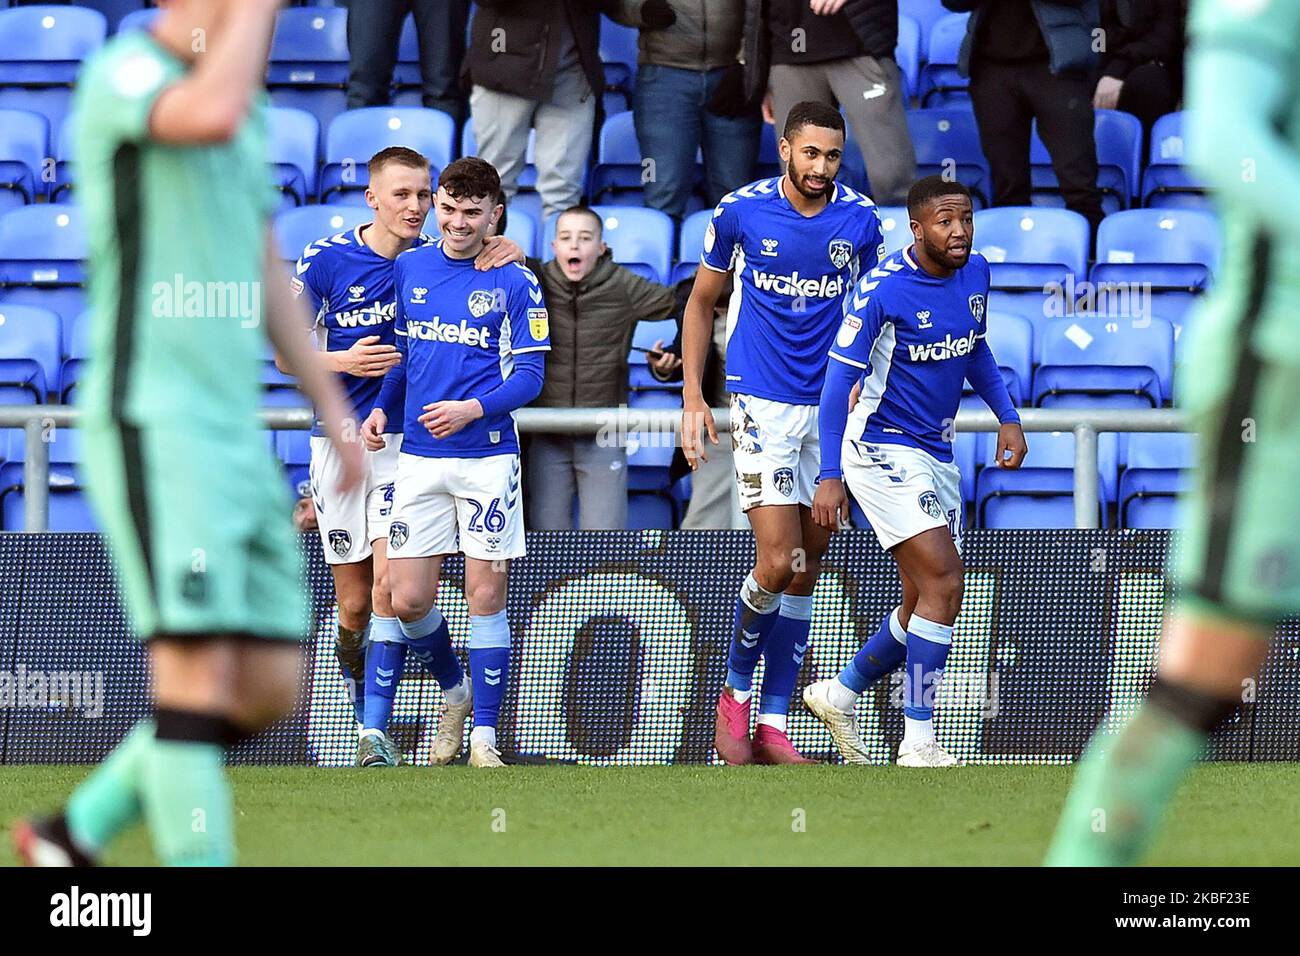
[
  {"xmin": 896, "ymin": 739, "xmax": 960, "ymax": 767},
  {"xmin": 802, "ymin": 679, "xmax": 872, "ymax": 765}
]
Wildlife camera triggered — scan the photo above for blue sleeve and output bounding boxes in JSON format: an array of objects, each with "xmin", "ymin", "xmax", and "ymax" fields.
[
  {"xmin": 965, "ymin": 337, "xmax": 1019, "ymax": 424},
  {"xmin": 476, "ymin": 351, "xmax": 544, "ymax": 418},
  {"xmin": 376, "ymin": 258, "xmax": 407, "ymax": 422},
  {"xmin": 700, "ymin": 201, "xmax": 739, "ymax": 273},
  {"xmin": 859, "ymin": 206, "xmax": 885, "ymax": 275},
  {"xmin": 827, "ymin": 281, "xmax": 888, "ymax": 368},
  {"xmin": 292, "ymin": 241, "xmax": 328, "ymax": 320},
  {"xmin": 506, "ymin": 264, "xmax": 551, "ymax": 354},
  {"xmin": 818, "ymin": 358, "xmax": 861, "ymax": 480}
]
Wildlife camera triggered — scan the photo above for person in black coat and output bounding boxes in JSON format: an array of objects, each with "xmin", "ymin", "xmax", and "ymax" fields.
[{"xmin": 1093, "ymin": 0, "xmax": 1186, "ymax": 150}]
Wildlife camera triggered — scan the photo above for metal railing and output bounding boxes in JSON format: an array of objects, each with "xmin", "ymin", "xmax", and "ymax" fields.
[{"xmin": 0, "ymin": 405, "xmax": 1188, "ymax": 532}]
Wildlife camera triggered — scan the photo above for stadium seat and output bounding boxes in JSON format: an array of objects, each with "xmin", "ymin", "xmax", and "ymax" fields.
[
  {"xmin": 678, "ymin": 208, "xmax": 713, "ymax": 266},
  {"xmin": 50, "ymin": 113, "xmax": 75, "ymax": 202},
  {"xmin": 1090, "ymin": 209, "xmax": 1220, "ymax": 292},
  {"xmin": 1141, "ymin": 112, "xmax": 1211, "ymax": 210},
  {"xmin": 902, "ymin": 0, "xmax": 953, "ymax": 56},
  {"xmin": 1033, "ymin": 316, "xmax": 1175, "ymax": 409},
  {"xmin": 0, "ymin": 109, "xmax": 48, "ymax": 213},
  {"xmin": 600, "ymin": 17, "xmax": 640, "ymax": 99},
  {"xmin": 0, "ymin": 6, "xmax": 106, "ymax": 134},
  {"xmin": 983, "ymin": 310, "xmax": 1033, "ymax": 406},
  {"xmin": 0, "ymin": 425, "xmax": 92, "ymax": 531},
  {"xmin": 393, "ymin": 14, "xmax": 421, "ymax": 93},
  {"xmin": 590, "ymin": 111, "xmax": 701, "ymax": 208},
  {"xmin": 952, "ymin": 428, "xmax": 980, "ymax": 513},
  {"xmin": 1119, "ymin": 431, "xmax": 1195, "ymax": 529},
  {"xmin": 626, "ymin": 407, "xmax": 677, "ymax": 492},
  {"xmin": 906, "ymin": 107, "xmax": 990, "ymax": 208},
  {"xmin": 275, "ymin": 429, "xmax": 312, "ymax": 469},
  {"xmin": 266, "ymin": 7, "xmax": 350, "ymax": 129},
  {"xmin": 503, "ymin": 206, "xmax": 540, "ymax": 259},
  {"xmin": 267, "ymin": 106, "xmax": 321, "ymax": 208},
  {"xmin": 273, "ymin": 205, "xmax": 372, "ymax": 262},
  {"xmin": 0, "ymin": 303, "xmax": 59, "ymax": 403},
  {"xmin": 875, "ymin": 205, "xmax": 911, "ymax": 256},
  {"xmin": 544, "ymin": 206, "xmax": 674, "ymax": 284},
  {"xmin": 1029, "ymin": 109, "xmax": 1142, "ymax": 213},
  {"xmin": 627, "ymin": 491, "xmax": 675, "ymax": 530},
  {"xmin": 116, "ymin": 8, "xmax": 161, "ymax": 34},
  {"xmin": 976, "ymin": 430, "xmax": 1118, "ymax": 528},
  {"xmin": 0, "ymin": 204, "xmax": 87, "ymax": 327},
  {"xmin": 628, "ymin": 320, "xmax": 679, "ymax": 392},
  {"xmin": 755, "ymin": 122, "xmax": 781, "ymax": 180},
  {"xmin": 896, "ymin": 15, "xmax": 921, "ymax": 99},
  {"xmin": 321, "ymin": 107, "xmax": 456, "ymax": 203},
  {"xmin": 974, "ymin": 207, "xmax": 1089, "ymax": 289},
  {"xmin": 919, "ymin": 13, "xmax": 970, "ymax": 106},
  {"xmin": 59, "ymin": 307, "xmax": 93, "ymax": 402}
]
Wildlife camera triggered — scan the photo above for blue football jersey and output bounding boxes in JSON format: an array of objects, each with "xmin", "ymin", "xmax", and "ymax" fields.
[
  {"xmin": 389, "ymin": 244, "xmax": 550, "ymax": 459},
  {"xmin": 830, "ymin": 247, "xmax": 993, "ymax": 462},
  {"xmin": 292, "ymin": 225, "xmax": 436, "ymax": 436},
  {"xmin": 700, "ymin": 177, "xmax": 885, "ymax": 404}
]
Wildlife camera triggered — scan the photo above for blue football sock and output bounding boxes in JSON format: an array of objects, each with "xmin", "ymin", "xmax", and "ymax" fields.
[
  {"xmin": 469, "ymin": 610, "xmax": 511, "ymax": 731},
  {"xmin": 840, "ymin": 608, "xmax": 908, "ymax": 693},
  {"xmin": 726, "ymin": 572, "xmax": 782, "ymax": 692},
  {"xmin": 759, "ymin": 594, "xmax": 813, "ymax": 717},
  {"xmin": 363, "ymin": 616, "xmax": 407, "ymax": 733},
  {"xmin": 400, "ymin": 605, "xmax": 464, "ymax": 691},
  {"xmin": 903, "ymin": 614, "xmax": 954, "ymax": 721}
]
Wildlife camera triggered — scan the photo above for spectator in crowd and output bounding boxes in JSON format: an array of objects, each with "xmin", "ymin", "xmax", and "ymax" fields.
[
  {"xmin": 1094, "ymin": 0, "xmax": 1186, "ymax": 150},
  {"xmin": 464, "ymin": 1, "xmax": 608, "ymax": 223},
  {"xmin": 346, "ymin": 0, "xmax": 471, "ymax": 122},
  {"xmin": 946, "ymin": 0, "xmax": 1106, "ymax": 238},
  {"xmin": 609, "ymin": 1, "xmax": 760, "ymax": 221},
  {"xmin": 741, "ymin": 0, "xmax": 916, "ymax": 206},
  {"xmin": 530, "ymin": 207, "xmax": 678, "ymax": 530}
]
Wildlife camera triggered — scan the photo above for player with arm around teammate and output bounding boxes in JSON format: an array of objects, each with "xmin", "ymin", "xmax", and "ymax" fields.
[{"xmin": 804, "ymin": 176, "xmax": 1027, "ymax": 767}]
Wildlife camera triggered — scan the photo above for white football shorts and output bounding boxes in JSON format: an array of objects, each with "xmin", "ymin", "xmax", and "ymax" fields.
[
  {"xmin": 729, "ymin": 393, "xmax": 820, "ymax": 511},
  {"xmin": 841, "ymin": 440, "xmax": 963, "ymax": 553},
  {"xmin": 386, "ymin": 452, "xmax": 525, "ymax": 561},
  {"xmin": 310, "ymin": 432, "xmax": 402, "ymax": 565}
]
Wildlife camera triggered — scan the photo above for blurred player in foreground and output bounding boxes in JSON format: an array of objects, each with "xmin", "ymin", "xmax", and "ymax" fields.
[
  {"xmin": 1047, "ymin": 0, "xmax": 1294, "ymax": 865},
  {"xmin": 287, "ymin": 147, "xmax": 523, "ymax": 767},
  {"xmin": 805, "ymin": 177, "xmax": 1026, "ymax": 767},
  {"xmin": 683, "ymin": 101, "xmax": 884, "ymax": 764},
  {"xmin": 14, "ymin": 0, "xmax": 361, "ymax": 866},
  {"xmin": 363, "ymin": 158, "xmax": 549, "ymax": 768}
]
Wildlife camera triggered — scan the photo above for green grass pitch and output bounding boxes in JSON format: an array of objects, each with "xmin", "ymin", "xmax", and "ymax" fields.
[{"xmin": 2, "ymin": 764, "xmax": 1297, "ymax": 866}]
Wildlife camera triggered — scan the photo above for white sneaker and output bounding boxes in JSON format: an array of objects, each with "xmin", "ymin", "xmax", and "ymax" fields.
[
  {"xmin": 896, "ymin": 739, "xmax": 959, "ymax": 767},
  {"xmin": 431, "ymin": 685, "xmax": 474, "ymax": 765},
  {"xmin": 802, "ymin": 679, "xmax": 871, "ymax": 765},
  {"xmin": 469, "ymin": 739, "xmax": 506, "ymax": 768}
]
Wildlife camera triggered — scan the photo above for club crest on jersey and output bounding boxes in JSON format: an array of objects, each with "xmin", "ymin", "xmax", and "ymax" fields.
[
  {"xmin": 528, "ymin": 308, "xmax": 549, "ymax": 340},
  {"xmin": 774, "ymin": 467, "xmax": 795, "ymax": 498},
  {"xmin": 467, "ymin": 289, "xmax": 495, "ymax": 318},
  {"xmin": 389, "ymin": 521, "xmax": 409, "ymax": 550},
  {"xmin": 828, "ymin": 239, "xmax": 854, "ymax": 270},
  {"xmin": 918, "ymin": 491, "xmax": 943, "ymax": 520},
  {"xmin": 411, "ymin": 287, "xmax": 428, "ymax": 305},
  {"xmin": 968, "ymin": 293, "xmax": 986, "ymax": 324},
  {"xmin": 348, "ymin": 285, "xmax": 366, "ymax": 302},
  {"xmin": 328, "ymin": 529, "xmax": 352, "ymax": 558}
]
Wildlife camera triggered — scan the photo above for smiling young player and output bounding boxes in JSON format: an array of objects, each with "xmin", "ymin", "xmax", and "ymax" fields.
[
  {"xmin": 804, "ymin": 176, "xmax": 1027, "ymax": 767},
  {"xmin": 361, "ymin": 157, "xmax": 549, "ymax": 768}
]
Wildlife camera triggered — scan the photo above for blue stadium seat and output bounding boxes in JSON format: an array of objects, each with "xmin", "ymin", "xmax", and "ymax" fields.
[
  {"xmin": 0, "ymin": 6, "xmax": 106, "ymax": 133},
  {"xmin": 902, "ymin": 0, "xmax": 953, "ymax": 57},
  {"xmin": 600, "ymin": 17, "xmax": 640, "ymax": 98},
  {"xmin": 503, "ymin": 206, "xmax": 540, "ymax": 259},
  {"xmin": 78, "ymin": 0, "xmax": 142, "ymax": 34},
  {"xmin": 321, "ymin": 107, "xmax": 456, "ymax": 203},
  {"xmin": 627, "ymin": 491, "xmax": 675, "ymax": 530},
  {"xmin": 266, "ymin": 7, "xmax": 350, "ymax": 130},
  {"xmin": 393, "ymin": 14, "xmax": 420, "ymax": 91},
  {"xmin": 544, "ymin": 206, "xmax": 674, "ymax": 284},
  {"xmin": 678, "ymin": 208, "xmax": 713, "ymax": 265},
  {"xmin": 628, "ymin": 320, "xmax": 679, "ymax": 391},
  {"xmin": 275, "ymin": 429, "xmax": 312, "ymax": 468},
  {"xmin": 590, "ymin": 111, "xmax": 698, "ymax": 208},
  {"xmin": 874, "ymin": 205, "xmax": 911, "ymax": 256},
  {"xmin": 0, "ymin": 109, "xmax": 48, "ymax": 212},
  {"xmin": 267, "ymin": 106, "xmax": 321, "ymax": 208},
  {"xmin": 0, "ymin": 204, "xmax": 86, "ymax": 327},
  {"xmin": 1090, "ymin": 209, "xmax": 1220, "ymax": 292},
  {"xmin": 1030, "ymin": 109, "xmax": 1142, "ymax": 213},
  {"xmin": 51, "ymin": 113, "xmax": 75, "ymax": 203},
  {"xmin": 0, "ymin": 424, "xmax": 92, "ymax": 531},
  {"xmin": 974, "ymin": 207, "xmax": 1089, "ymax": 289},
  {"xmin": 116, "ymin": 8, "xmax": 160, "ymax": 34},
  {"xmin": 896, "ymin": 15, "xmax": 921, "ymax": 99},
  {"xmin": 1033, "ymin": 316, "xmax": 1175, "ymax": 409},
  {"xmin": 984, "ymin": 310, "xmax": 1033, "ymax": 406},
  {"xmin": 1141, "ymin": 112, "xmax": 1211, "ymax": 210},
  {"xmin": 976, "ymin": 430, "xmax": 1118, "ymax": 528},
  {"xmin": 0, "ymin": 303, "xmax": 59, "ymax": 403},
  {"xmin": 952, "ymin": 428, "xmax": 980, "ymax": 512},
  {"xmin": 59, "ymin": 307, "xmax": 93, "ymax": 401},
  {"xmin": 273, "ymin": 205, "xmax": 372, "ymax": 262},
  {"xmin": 1119, "ymin": 431, "xmax": 1195, "ymax": 529},
  {"xmin": 906, "ymin": 107, "xmax": 990, "ymax": 208},
  {"xmin": 755, "ymin": 122, "xmax": 781, "ymax": 180},
  {"xmin": 919, "ymin": 13, "xmax": 970, "ymax": 106}
]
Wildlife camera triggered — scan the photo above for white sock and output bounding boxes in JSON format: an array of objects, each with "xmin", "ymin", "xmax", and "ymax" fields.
[
  {"xmin": 902, "ymin": 716, "xmax": 934, "ymax": 749},
  {"xmin": 731, "ymin": 688, "xmax": 753, "ymax": 704},
  {"xmin": 756, "ymin": 713, "xmax": 787, "ymax": 734},
  {"xmin": 827, "ymin": 677, "xmax": 859, "ymax": 713},
  {"xmin": 360, "ymin": 727, "xmax": 382, "ymax": 739},
  {"xmin": 470, "ymin": 726, "xmax": 497, "ymax": 749},
  {"xmin": 444, "ymin": 676, "xmax": 470, "ymax": 707}
]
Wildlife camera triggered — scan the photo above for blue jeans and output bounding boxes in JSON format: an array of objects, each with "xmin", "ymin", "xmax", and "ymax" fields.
[{"xmin": 632, "ymin": 64, "xmax": 761, "ymax": 221}]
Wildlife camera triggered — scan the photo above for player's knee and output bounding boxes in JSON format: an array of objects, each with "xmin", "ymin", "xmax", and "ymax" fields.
[
  {"xmin": 934, "ymin": 568, "xmax": 964, "ymax": 620},
  {"xmin": 753, "ymin": 551, "xmax": 797, "ymax": 593},
  {"xmin": 390, "ymin": 588, "xmax": 432, "ymax": 623},
  {"xmin": 370, "ymin": 574, "xmax": 393, "ymax": 617},
  {"xmin": 465, "ymin": 581, "xmax": 507, "ymax": 617},
  {"xmin": 335, "ymin": 589, "xmax": 372, "ymax": 630},
  {"xmin": 788, "ymin": 559, "xmax": 822, "ymax": 595}
]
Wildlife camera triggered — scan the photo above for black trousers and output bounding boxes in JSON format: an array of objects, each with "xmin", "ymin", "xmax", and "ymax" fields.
[
  {"xmin": 969, "ymin": 57, "xmax": 1106, "ymax": 241},
  {"xmin": 346, "ymin": 0, "xmax": 470, "ymax": 121},
  {"xmin": 1116, "ymin": 61, "xmax": 1182, "ymax": 156}
]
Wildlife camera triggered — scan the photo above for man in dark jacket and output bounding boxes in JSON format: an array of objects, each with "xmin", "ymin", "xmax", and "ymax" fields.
[
  {"xmin": 531, "ymin": 207, "xmax": 677, "ymax": 529},
  {"xmin": 740, "ymin": 0, "xmax": 916, "ymax": 205},
  {"xmin": 464, "ymin": 1, "xmax": 609, "ymax": 222},
  {"xmin": 946, "ymin": 0, "xmax": 1107, "ymax": 237},
  {"xmin": 1093, "ymin": 0, "xmax": 1185, "ymax": 150}
]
